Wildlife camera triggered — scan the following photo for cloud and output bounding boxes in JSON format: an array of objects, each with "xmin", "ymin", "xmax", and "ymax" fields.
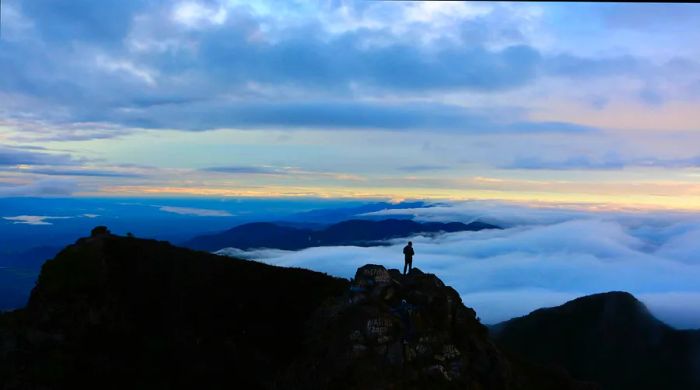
[
  {"xmin": 200, "ymin": 165, "xmax": 364, "ymax": 182},
  {"xmin": 638, "ymin": 86, "xmax": 664, "ymax": 106},
  {"xmin": 108, "ymin": 100, "xmax": 596, "ymax": 133},
  {"xmin": 504, "ymin": 155, "xmax": 625, "ymax": 170},
  {"xmin": 2, "ymin": 215, "xmax": 72, "ymax": 225},
  {"xmin": 3, "ymin": 167, "xmax": 145, "ymax": 178},
  {"xmin": 16, "ymin": 0, "xmax": 143, "ymax": 44},
  {"xmin": 459, "ymin": 289, "xmax": 579, "ymax": 324},
  {"xmin": 597, "ymin": 3, "xmax": 700, "ymax": 31},
  {"xmin": 654, "ymin": 227, "xmax": 700, "ymax": 263},
  {"xmin": 543, "ymin": 53, "xmax": 645, "ymax": 79},
  {"xmin": 0, "ymin": 145, "xmax": 76, "ymax": 166},
  {"xmin": 637, "ymin": 292, "xmax": 700, "ymax": 330},
  {"xmin": 2, "ymin": 0, "xmax": 675, "ymax": 137},
  {"xmin": 157, "ymin": 205, "xmax": 233, "ymax": 217},
  {"xmin": 0, "ymin": 213, "xmax": 99, "ymax": 225},
  {"xmin": 503, "ymin": 154, "xmax": 700, "ymax": 170},
  {"xmin": 172, "ymin": 1, "xmax": 228, "ymax": 29},
  {"xmin": 0, "ymin": 119, "xmax": 133, "ymax": 142},
  {"xmin": 219, "ymin": 201, "xmax": 700, "ymax": 329},
  {"xmin": 0, "ymin": 178, "xmax": 77, "ymax": 196},
  {"xmin": 361, "ymin": 200, "xmax": 592, "ymax": 227},
  {"xmin": 397, "ymin": 165, "xmax": 451, "ymax": 172},
  {"xmin": 202, "ymin": 166, "xmax": 281, "ymax": 174}
]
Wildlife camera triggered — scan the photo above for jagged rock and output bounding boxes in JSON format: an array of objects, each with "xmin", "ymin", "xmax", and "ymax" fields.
[
  {"xmin": 90, "ymin": 226, "xmax": 111, "ymax": 237},
  {"xmin": 281, "ymin": 264, "xmax": 591, "ymax": 389}
]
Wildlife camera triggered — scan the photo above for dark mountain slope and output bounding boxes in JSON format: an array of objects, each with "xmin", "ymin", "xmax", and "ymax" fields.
[
  {"xmin": 0, "ymin": 231, "xmax": 348, "ymax": 389},
  {"xmin": 183, "ymin": 218, "xmax": 500, "ymax": 252},
  {"xmin": 492, "ymin": 292, "xmax": 700, "ymax": 390},
  {"xmin": 0, "ymin": 229, "xmax": 590, "ymax": 389}
]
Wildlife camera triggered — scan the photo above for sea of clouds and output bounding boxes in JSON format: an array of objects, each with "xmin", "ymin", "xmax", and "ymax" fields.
[{"xmin": 217, "ymin": 201, "xmax": 700, "ymax": 329}]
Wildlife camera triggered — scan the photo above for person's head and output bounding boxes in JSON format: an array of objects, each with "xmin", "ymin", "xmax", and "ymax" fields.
[{"xmin": 408, "ymin": 241, "xmax": 412, "ymax": 246}]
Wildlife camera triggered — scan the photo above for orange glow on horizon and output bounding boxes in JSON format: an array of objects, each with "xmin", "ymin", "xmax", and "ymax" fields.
[{"xmin": 94, "ymin": 184, "xmax": 700, "ymax": 213}]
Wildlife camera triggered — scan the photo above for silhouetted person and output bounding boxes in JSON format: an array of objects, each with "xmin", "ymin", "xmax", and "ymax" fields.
[{"xmin": 403, "ymin": 241, "xmax": 414, "ymax": 275}]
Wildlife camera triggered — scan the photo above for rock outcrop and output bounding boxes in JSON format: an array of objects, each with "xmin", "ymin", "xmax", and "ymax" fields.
[{"xmin": 282, "ymin": 264, "xmax": 593, "ymax": 389}]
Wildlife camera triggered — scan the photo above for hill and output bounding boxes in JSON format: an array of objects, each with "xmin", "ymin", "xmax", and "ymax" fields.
[
  {"xmin": 492, "ymin": 292, "xmax": 700, "ymax": 390},
  {"xmin": 0, "ymin": 230, "xmax": 348, "ymax": 389},
  {"xmin": 183, "ymin": 218, "xmax": 500, "ymax": 252}
]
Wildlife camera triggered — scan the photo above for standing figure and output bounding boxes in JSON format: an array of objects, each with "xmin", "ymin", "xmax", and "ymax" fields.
[{"xmin": 403, "ymin": 241, "xmax": 414, "ymax": 275}]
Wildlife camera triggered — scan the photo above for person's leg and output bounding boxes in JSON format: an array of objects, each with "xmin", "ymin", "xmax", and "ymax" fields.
[
  {"xmin": 403, "ymin": 260, "xmax": 407, "ymax": 275},
  {"xmin": 408, "ymin": 260, "xmax": 412, "ymax": 273}
]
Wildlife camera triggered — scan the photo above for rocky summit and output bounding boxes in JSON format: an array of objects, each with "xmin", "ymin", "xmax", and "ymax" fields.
[{"xmin": 282, "ymin": 264, "xmax": 594, "ymax": 390}]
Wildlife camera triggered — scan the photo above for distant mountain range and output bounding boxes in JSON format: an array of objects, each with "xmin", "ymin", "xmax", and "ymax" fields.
[
  {"xmin": 492, "ymin": 292, "xmax": 700, "ymax": 390},
  {"xmin": 183, "ymin": 218, "xmax": 500, "ymax": 251}
]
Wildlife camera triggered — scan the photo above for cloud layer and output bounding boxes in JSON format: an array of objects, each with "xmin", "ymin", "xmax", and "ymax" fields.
[
  {"xmin": 0, "ymin": 178, "xmax": 78, "ymax": 197},
  {"xmin": 158, "ymin": 205, "xmax": 233, "ymax": 217},
  {"xmin": 1, "ymin": 213, "xmax": 97, "ymax": 225},
  {"xmin": 218, "ymin": 201, "xmax": 700, "ymax": 329},
  {"xmin": 4, "ymin": 1, "xmax": 699, "ymax": 138}
]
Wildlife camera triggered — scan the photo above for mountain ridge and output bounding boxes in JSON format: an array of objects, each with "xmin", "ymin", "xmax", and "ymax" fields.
[{"xmin": 183, "ymin": 218, "xmax": 500, "ymax": 252}]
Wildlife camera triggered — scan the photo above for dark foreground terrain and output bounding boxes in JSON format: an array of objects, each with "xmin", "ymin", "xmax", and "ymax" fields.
[
  {"xmin": 0, "ymin": 230, "xmax": 589, "ymax": 389},
  {"xmin": 0, "ymin": 231, "xmax": 348, "ymax": 389}
]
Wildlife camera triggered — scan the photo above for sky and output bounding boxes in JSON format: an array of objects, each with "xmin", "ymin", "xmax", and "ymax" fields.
[{"xmin": 1, "ymin": 1, "xmax": 700, "ymax": 209}]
